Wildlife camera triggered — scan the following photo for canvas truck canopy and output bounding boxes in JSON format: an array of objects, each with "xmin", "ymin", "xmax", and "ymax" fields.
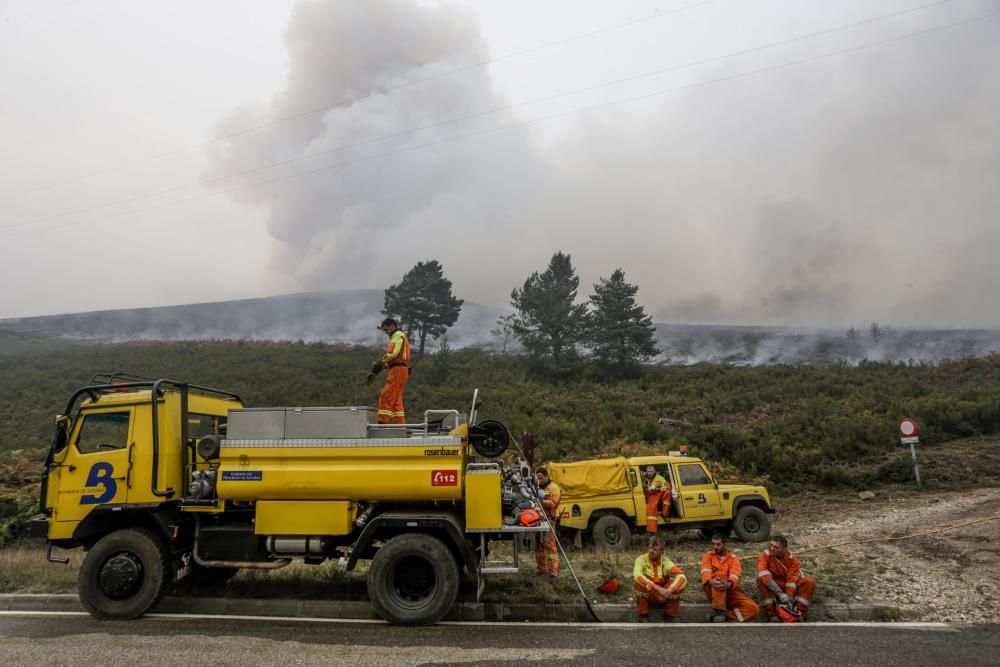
[{"xmin": 548, "ymin": 457, "xmax": 631, "ymax": 497}]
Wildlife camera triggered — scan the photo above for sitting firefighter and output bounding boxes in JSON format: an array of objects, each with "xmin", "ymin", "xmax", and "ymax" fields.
[
  {"xmin": 642, "ymin": 465, "xmax": 671, "ymax": 533},
  {"xmin": 756, "ymin": 534, "xmax": 816, "ymax": 622},
  {"xmin": 633, "ymin": 536, "xmax": 687, "ymax": 622},
  {"xmin": 700, "ymin": 532, "xmax": 759, "ymax": 623}
]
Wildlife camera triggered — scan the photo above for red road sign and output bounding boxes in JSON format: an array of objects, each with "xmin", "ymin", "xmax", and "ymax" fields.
[{"xmin": 898, "ymin": 418, "xmax": 919, "ymax": 438}]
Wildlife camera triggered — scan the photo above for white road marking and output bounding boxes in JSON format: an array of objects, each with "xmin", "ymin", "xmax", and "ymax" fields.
[{"xmin": 0, "ymin": 610, "xmax": 956, "ymax": 630}]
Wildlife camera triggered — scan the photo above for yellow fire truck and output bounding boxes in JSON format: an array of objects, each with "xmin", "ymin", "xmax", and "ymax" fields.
[{"xmin": 32, "ymin": 373, "xmax": 546, "ymax": 625}]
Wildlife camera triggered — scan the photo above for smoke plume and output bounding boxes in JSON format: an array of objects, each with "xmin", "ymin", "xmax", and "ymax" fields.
[{"xmin": 206, "ymin": 1, "xmax": 1000, "ymax": 329}]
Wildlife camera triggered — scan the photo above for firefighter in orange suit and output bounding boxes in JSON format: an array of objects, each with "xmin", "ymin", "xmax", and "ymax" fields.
[
  {"xmin": 534, "ymin": 467, "xmax": 561, "ymax": 578},
  {"xmin": 642, "ymin": 465, "xmax": 671, "ymax": 533},
  {"xmin": 756, "ymin": 534, "xmax": 816, "ymax": 621},
  {"xmin": 633, "ymin": 536, "xmax": 687, "ymax": 622},
  {"xmin": 370, "ymin": 317, "xmax": 410, "ymax": 424},
  {"xmin": 700, "ymin": 532, "xmax": 759, "ymax": 623}
]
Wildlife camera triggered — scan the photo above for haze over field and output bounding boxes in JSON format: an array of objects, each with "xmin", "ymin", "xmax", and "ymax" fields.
[
  {"xmin": 1, "ymin": 1, "xmax": 998, "ymax": 329},
  {"xmin": 3, "ymin": 289, "xmax": 999, "ymax": 365}
]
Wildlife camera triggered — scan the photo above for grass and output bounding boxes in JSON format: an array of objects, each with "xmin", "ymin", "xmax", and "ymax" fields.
[
  {"xmin": 0, "ymin": 545, "xmax": 80, "ymax": 593},
  {"xmin": 0, "ymin": 530, "xmax": 863, "ymax": 606},
  {"xmin": 179, "ymin": 561, "xmax": 372, "ymax": 600}
]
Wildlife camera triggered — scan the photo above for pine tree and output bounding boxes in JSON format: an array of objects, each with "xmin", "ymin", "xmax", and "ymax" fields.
[
  {"xmin": 490, "ymin": 314, "xmax": 516, "ymax": 356},
  {"xmin": 383, "ymin": 260, "xmax": 463, "ymax": 356},
  {"xmin": 510, "ymin": 252, "xmax": 589, "ymax": 375},
  {"xmin": 587, "ymin": 268, "xmax": 659, "ymax": 379}
]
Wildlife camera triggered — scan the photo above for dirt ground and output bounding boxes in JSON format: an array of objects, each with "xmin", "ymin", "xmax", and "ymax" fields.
[{"xmin": 771, "ymin": 486, "xmax": 1000, "ymax": 622}]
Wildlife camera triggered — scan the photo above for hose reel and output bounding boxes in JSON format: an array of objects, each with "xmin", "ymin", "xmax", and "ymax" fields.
[{"xmin": 468, "ymin": 420, "xmax": 509, "ymax": 458}]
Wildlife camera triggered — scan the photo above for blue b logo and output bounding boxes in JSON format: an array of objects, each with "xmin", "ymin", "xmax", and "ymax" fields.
[{"xmin": 80, "ymin": 462, "xmax": 117, "ymax": 505}]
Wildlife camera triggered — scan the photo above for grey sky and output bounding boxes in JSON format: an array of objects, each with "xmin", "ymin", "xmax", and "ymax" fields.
[{"xmin": 1, "ymin": 0, "xmax": 998, "ymax": 327}]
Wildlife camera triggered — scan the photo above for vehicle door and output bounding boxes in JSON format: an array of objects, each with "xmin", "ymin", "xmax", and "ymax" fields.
[
  {"xmin": 51, "ymin": 408, "xmax": 134, "ymax": 524},
  {"xmin": 627, "ymin": 465, "xmax": 648, "ymax": 528},
  {"xmin": 673, "ymin": 461, "xmax": 723, "ymax": 520}
]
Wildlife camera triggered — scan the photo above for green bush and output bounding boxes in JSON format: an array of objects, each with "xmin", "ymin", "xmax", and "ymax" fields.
[{"xmin": 2, "ymin": 337, "xmax": 999, "ymax": 510}]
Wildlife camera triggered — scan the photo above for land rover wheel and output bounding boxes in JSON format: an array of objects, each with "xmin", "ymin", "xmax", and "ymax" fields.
[
  {"xmin": 732, "ymin": 506, "xmax": 771, "ymax": 542},
  {"xmin": 367, "ymin": 533, "xmax": 459, "ymax": 625},
  {"xmin": 78, "ymin": 528, "xmax": 171, "ymax": 619},
  {"xmin": 591, "ymin": 515, "xmax": 630, "ymax": 550}
]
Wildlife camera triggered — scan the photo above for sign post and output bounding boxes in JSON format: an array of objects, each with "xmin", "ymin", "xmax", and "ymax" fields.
[{"xmin": 898, "ymin": 418, "xmax": 921, "ymax": 487}]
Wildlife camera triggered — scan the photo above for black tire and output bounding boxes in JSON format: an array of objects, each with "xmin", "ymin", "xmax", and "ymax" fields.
[
  {"xmin": 591, "ymin": 515, "xmax": 631, "ymax": 551},
  {"xmin": 367, "ymin": 533, "xmax": 459, "ymax": 625},
  {"xmin": 732, "ymin": 506, "xmax": 772, "ymax": 542},
  {"xmin": 78, "ymin": 527, "xmax": 171, "ymax": 619}
]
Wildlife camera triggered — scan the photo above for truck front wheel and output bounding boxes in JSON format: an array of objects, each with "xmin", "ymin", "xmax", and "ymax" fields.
[
  {"xmin": 367, "ymin": 533, "xmax": 459, "ymax": 625},
  {"xmin": 591, "ymin": 515, "xmax": 630, "ymax": 551},
  {"xmin": 78, "ymin": 528, "xmax": 171, "ymax": 619},
  {"xmin": 732, "ymin": 506, "xmax": 771, "ymax": 542}
]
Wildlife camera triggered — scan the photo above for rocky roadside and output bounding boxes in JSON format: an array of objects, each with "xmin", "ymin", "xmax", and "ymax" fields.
[{"xmin": 780, "ymin": 487, "xmax": 1000, "ymax": 623}]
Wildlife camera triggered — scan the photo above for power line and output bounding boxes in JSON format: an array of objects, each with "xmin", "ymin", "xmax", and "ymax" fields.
[
  {"xmin": 0, "ymin": 0, "xmax": 719, "ymax": 202},
  {"xmin": 2, "ymin": 8, "xmax": 995, "ymax": 241},
  {"xmin": 0, "ymin": 0, "xmax": 960, "ymax": 232}
]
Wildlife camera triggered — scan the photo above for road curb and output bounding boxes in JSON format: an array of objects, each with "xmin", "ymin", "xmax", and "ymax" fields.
[{"xmin": 0, "ymin": 594, "xmax": 886, "ymax": 622}]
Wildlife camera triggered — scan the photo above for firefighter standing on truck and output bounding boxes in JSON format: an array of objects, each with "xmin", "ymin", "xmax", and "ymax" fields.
[
  {"xmin": 633, "ymin": 536, "xmax": 687, "ymax": 622},
  {"xmin": 643, "ymin": 465, "xmax": 670, "ymax": 533},
  {"xmin": 756, "ymin": 534, "xmax": 816, "ymax": 621},
  {"xmin": 534, "ymin": 466, "xmax": 561, "ymax": 578},
  {"xmin": 369, "ymin": 317, "xmax": 410, "ymax": 424}
]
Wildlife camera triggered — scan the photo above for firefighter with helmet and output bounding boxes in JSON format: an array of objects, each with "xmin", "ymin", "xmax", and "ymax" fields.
[{"xmin": 756, "ymin": 534, "xmax": 816, "ymax": 622}]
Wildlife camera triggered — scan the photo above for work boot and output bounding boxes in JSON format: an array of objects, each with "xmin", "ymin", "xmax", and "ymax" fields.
[
  {"xmin": 708, "ymin": 610, "xmax": 727, "ymax": 623},
  {"xmin": 664, "ymin": 615, "xmax": 680, "ymax": 623},
  {"xmin": 638, "ymin": 615, "xmax": 649, "ymax": 623}
]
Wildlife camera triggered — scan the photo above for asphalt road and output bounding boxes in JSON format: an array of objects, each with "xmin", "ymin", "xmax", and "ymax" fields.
[{"xmin": 1, "ymin": 613, "xmax": 997, "ymax": 666}]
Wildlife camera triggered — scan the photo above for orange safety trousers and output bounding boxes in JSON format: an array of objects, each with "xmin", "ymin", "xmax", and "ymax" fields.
[
  {"xmin": 635, "ymin": 582, "xmax": 683, "ymax": 618},
  {"xmin": 756, "ymin": 577, "xmax": 816, "ymax": 617},
  {"xmin": 377, "ymin": 365, "xmax": 409, "ymax": 424},
  {"xmin": 644, "ymin": 492, "xmax": 670, "ymax": 533},
  {"xmin": 703, "ymin": 583, "xmax": 759, "ymax": 623},
  {"xmin": 535, "ymin": 530, "xmax": 559, "ymax": 576}
]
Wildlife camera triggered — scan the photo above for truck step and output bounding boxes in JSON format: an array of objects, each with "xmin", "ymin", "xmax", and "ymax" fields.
[{"xmin": 480, "ymin": 566, "xmax": 521, "ymax": 574}]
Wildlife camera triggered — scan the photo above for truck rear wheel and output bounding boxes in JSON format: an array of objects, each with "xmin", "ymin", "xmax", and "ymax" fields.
[
  {"xmin": 367, "ymin": 533, "xmax": 459, "ymax": 625},
  {"xmin": 591, "ymin": 515, "xmax": 630, "ymax": 551},
  {"xmin": 78, "ymin": 528, "xmax": 171, "ymax": 619},
  {"xmin": 732, "ymin": 506, "xmax": 771, "ymax": 542}
]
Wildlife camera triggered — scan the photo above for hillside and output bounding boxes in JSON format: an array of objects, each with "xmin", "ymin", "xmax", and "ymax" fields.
[
  {"xmin": 3, "ymin": 338, "xmax": 1000, "ymax": 545},
  {"xmin": 3, "ymin": 338, "xmax": 1000, "ymax": 482},
  {"xmin": 0, "ymin": 290, "xmax": 507, "ymax": 349},
  {"xmin": 3, "ymin": 290, "xmax": 1000, "ymax": 364}
]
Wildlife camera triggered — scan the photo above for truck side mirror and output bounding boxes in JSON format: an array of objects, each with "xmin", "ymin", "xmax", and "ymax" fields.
[{"xmin": 52, "ymin": 415, "xmax": 69, "ymax": 453}]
